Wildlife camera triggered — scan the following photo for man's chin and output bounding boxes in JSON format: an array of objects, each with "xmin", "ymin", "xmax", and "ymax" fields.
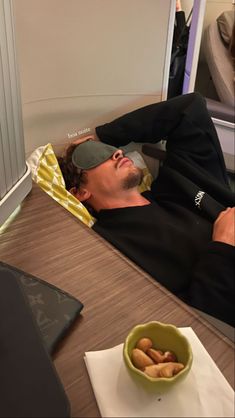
[{"xmin": 122, "ymin": 167, "xmax": 143, "ymax": 190}]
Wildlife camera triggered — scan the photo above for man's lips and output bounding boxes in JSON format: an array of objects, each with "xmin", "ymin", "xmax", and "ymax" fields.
[{"xmin": 117, "ymin": 157, "xmax": 133, "ymax": 168}]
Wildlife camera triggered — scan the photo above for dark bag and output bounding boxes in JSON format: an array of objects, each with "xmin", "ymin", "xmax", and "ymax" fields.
[
  {"xmin": 0, "ymin": 269, "xmax": 70, "ymax": 417},
  {"xmin": 167, "ymin": 9, "xmax": 192, "ymax": 98}
]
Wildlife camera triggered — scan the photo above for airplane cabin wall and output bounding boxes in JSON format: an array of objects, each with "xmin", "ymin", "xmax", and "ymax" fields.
[{"xmin": 12, "ymin": 0, "xmax": 175, "ymax": 156}]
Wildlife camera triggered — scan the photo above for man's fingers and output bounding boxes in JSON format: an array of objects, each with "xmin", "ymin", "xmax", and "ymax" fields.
[
  {"xmin": 216, "ymin": 207, "xmax": 232, "ymax": 222},
  {"xmin": 213, "ymin": 207, "xmax": 235, "ymax": 246},
  {"xmin": 72, "ymin": 134, "xmax": 95, "ymax": 145}
]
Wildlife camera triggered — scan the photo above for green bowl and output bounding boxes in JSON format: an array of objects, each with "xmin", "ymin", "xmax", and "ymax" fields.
[{"xmin": 123, "ymin": 321, "xmax": 193, "ymax": 393}]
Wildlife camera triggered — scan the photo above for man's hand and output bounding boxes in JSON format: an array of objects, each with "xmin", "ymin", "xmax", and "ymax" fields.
[
  {"xmin": 71, "ymin": 134, "xmax": 96, "ymax": 146},
  {"xmin": 212, "ymin": 207, "xmax": 235, "ymax": 247},
  {"xmin": 176, "ymin": 0, "xmax": 182, "ymax": 12},
  {"xmin": 64, "ymin": 133, "xmax": 99, "ymax": 154}
]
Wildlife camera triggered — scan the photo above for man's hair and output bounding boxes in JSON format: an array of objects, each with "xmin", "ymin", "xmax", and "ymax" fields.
[{"xmin": 58, "ymin": 143, "xmax": 87, "ymax": 191}]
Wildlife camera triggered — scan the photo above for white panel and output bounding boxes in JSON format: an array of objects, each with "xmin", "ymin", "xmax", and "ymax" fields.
[
  {"xmin": 0, "ymin": 0, "xmax": 27, "ymax": 195},
  {"xmin": 213, "ymin": 118, "xmax": 235, "ymax": 154},
  {"xmin": 13, "ymin": 0, "xmax": 173, "ymax": 100},
  {"xmin": 12, "ymin": 0, "xmax": 175, "ymax": 154},
  {"xmin": 0, "ymin": 0, "xmax": 15, "ymax": 194},
  {"xmin": 0, "ymin": 163, "xmax": 32, "ymax": 226},
  {"xmin": 0, "ymin": 0, "xmax": 31, "ymax": 223},
  {"xmin": 0, "ymin": 126, "xmax": 7, "ymax": 198}
]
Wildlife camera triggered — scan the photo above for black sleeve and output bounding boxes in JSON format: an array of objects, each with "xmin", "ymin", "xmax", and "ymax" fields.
[
  {"xmin": 96, "ymin": 92, "xmax": 194, "ymax": 146},
  {"xmin": 96, "ymin": 92, "xmax": 228, "ymax": 184},
  {"xmin": 185, "ymin": 242, "xmax": 235, "ymax": 327},
  {"xmin": 173, "ymin": 11, "xmax": 186, "ymax": 45},
  {"xmin": 96, "ymin": 92, "xmax": 212, "ymax": 146}
]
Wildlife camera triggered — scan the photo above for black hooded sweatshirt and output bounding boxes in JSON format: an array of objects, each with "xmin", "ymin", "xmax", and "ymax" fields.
[{"xmin": 94, "ymin": 93, "xmax": 235, "ymax": 326}]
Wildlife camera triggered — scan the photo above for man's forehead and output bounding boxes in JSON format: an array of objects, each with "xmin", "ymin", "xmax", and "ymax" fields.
[{"xmin": 72, "ymin": 140, "xmax": 118, "ymax": 169}]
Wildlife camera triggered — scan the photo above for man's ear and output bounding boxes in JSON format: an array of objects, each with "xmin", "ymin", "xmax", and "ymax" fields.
[{"xmin": 69, "ymin": 186, "xmax": 91, "ymax": 202}]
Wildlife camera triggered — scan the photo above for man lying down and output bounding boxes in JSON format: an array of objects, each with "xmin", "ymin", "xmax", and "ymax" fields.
[{"xmin": 59, "ymin": 92, "xmax": 235, "ymax": 327}]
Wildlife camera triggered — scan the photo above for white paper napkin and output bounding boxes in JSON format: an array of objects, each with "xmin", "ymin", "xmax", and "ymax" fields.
[{"xmin": 84, "ymin": 327, "xmax": 234, "ymax": 417}]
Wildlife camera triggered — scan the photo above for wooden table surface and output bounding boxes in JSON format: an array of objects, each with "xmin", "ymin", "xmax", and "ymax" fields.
[{"xmin": 0, "ymin": 185, "xmax": 234, "ymax": 417}]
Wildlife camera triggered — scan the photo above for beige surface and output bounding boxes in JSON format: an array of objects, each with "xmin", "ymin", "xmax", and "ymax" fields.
[
  {"xmin": 0, "ymin": 185, "xmax": 234, "ymax": 417},
  {"xmin": 12, "ymin": 0, "xmax": 175, "ymax": 155},
  {"xmin": 198, "ymin": 0, "xmax": 234, "ymax": 63}
]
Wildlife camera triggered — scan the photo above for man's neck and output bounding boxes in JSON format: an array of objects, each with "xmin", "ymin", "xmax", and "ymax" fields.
[{"xmin": 92, "ymin": 189, "xmax": 151, "ymax": 212}]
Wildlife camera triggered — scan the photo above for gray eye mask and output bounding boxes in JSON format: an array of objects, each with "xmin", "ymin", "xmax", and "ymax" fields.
[{"xmin": 72, "ymin": 140, "xmax": 119, "ymax": 169}]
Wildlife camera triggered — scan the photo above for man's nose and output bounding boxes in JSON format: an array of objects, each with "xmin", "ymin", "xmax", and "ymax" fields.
[{"xmin": 111, "ymin": 149, "xmax": 124, "ymax": 160}]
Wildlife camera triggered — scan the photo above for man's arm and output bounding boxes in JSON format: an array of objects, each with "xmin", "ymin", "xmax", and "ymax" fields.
[
  {"xmin": 186, "ymin": 242, "xmax": 235, "ymax": 327},
  {"xmin": 96, "ymin": 93, "xmax": 228, "ymax": 184},
  {"xmin": 185, "ymin": 242, "xmax": 235, "ymax": 326},
  {"xmin": 96, "ymin": 93, "xmax": 196, "ymax": 146},
  {"xmin": 182, "ymin": 207, "xmax": 235, "ymax": 326}
]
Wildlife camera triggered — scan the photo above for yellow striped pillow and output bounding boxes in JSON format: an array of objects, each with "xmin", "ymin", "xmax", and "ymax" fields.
[{"xmin": 27, "ymin": 144, "xmax": 152, "ymax": 227}]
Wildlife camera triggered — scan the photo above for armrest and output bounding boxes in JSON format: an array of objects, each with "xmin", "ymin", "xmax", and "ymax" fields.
[
  {"xmin": 206, "ymin": 98, "xmax": 234, "ymax": 124},
  {"xmin": 142, "ymin": 144, "xmax": 167, "ymax": 161}
]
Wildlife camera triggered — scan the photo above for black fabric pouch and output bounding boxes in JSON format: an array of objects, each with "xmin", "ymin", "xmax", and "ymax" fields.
[
  {"xmin": 0, "ymin": 267, "xmax": 71, "ymax": 417},
  {"xmin": 0, "ymin": 261, "xmax": 83, "ymax": 354}
]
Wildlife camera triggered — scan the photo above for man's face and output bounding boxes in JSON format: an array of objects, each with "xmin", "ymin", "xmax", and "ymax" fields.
[{"xmin": 83, "ymin": 149, "xmax": 143, "ymax": 198}]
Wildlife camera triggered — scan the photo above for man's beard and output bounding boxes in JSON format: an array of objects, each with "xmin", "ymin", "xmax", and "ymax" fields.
[{"xmin": 122, "ymin": 167, "xmax": 143, "ymax": 190}]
